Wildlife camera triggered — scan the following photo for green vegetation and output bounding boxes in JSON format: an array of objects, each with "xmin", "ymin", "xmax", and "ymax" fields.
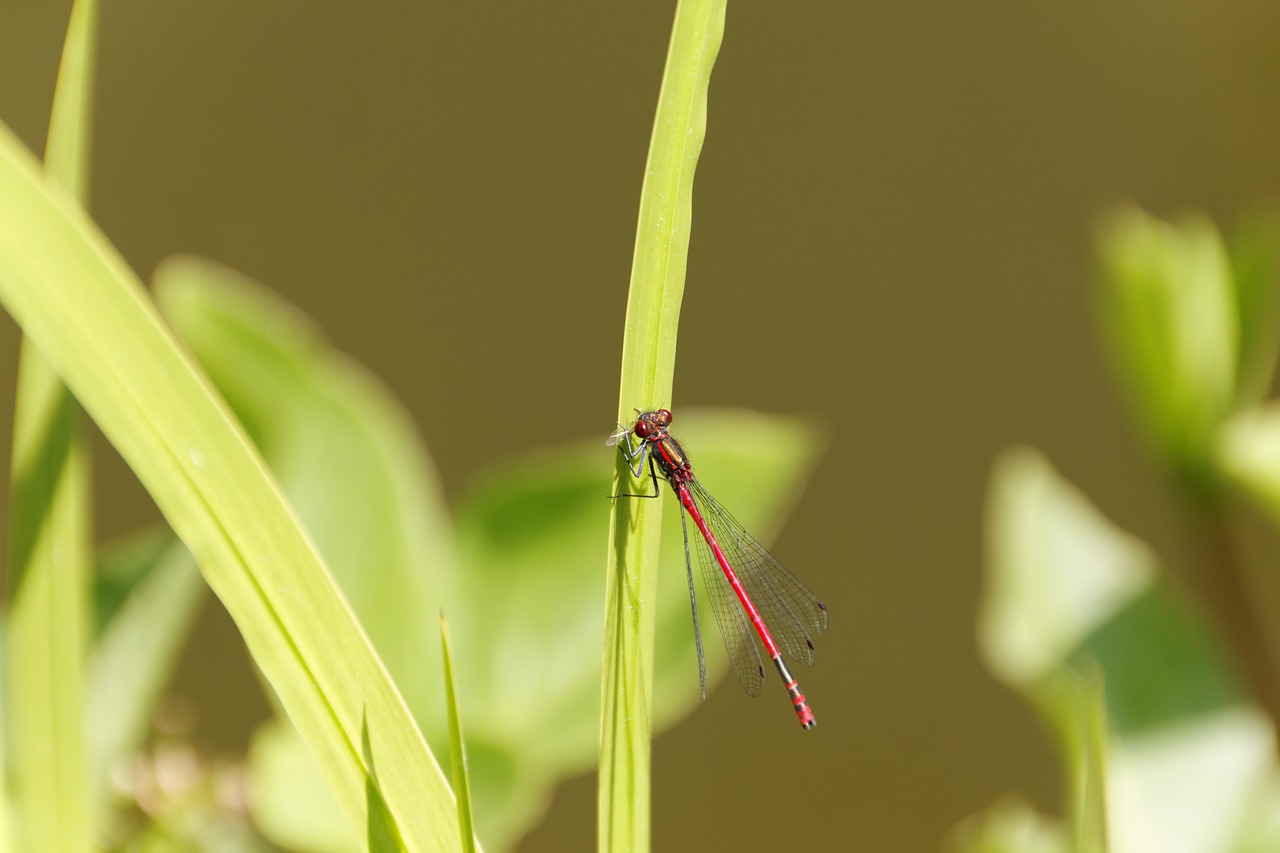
[{"xmin": 0, "ymin": 1, "xmax": 820, "ymax": 850}]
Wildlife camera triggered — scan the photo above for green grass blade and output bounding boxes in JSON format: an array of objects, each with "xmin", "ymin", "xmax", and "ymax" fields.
[
  {"xmin": 0, "ymin": 122, "xmax": 459, "ymax": 850},
  {"xmin": 7, "ymin": 1, "xmax": 98, "ymax": 849},
  {"xmin": 440, "ymin": 614, "xmax": 477, "ymax": 853},
  {"xmin": 154, "ymin": 256, "xmax": 456, "ymax": 736},
  {"xmin": 86, "ymin": 535, "xmax": 205, "ymax": 821},
  {"xmin": 599, "ymin": 1, "xmax": 726, "ymax": 850}
]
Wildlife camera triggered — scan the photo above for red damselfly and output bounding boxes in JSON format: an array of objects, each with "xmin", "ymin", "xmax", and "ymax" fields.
[{"xmin": 609, "ymin": 408, "xmax": 828, "ymax": 729}]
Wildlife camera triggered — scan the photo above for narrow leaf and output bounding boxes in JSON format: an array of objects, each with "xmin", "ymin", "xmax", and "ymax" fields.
[
  {"xmin": 440, "ymin": 614, "xmax": 477, "ymax": 853},
  {"xmin": 7, "ymin": 1, "xmax": 99, "ymax": 848},
  {"xmin": 0, "ymin": 121, "xmax": 458, "ymax": 849},
  {"xmin": 600, "ymin": 1, "xmax": 726, "ymax": 850},
  {"xmin": 154, "ymin": 256, "xmax": 456, "ymax": 734}
]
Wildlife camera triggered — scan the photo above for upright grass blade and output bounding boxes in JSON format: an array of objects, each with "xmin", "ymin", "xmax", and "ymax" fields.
[
  {"xmin": 439, "ymin": 613, "xmax": 477, "ymax": 853},
  {"xmin": 599, "ymin": 1, "xmax": 726, "ymax": 850},
  {"xmin": 0, "ymin": 121, "xmax": 460, "ymax": 849},
  {"xmin": 7, "ymin": 1, "xmax": 98, "ymax": 849},
  {"xmin": 86, "ymin": 536, "xmax": 205, "ymax": 821}
]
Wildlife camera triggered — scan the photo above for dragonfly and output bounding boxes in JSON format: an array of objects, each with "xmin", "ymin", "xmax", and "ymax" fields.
[{"xmin": 609, "ymin": 408, "xmax": 828, "ymax": 729}]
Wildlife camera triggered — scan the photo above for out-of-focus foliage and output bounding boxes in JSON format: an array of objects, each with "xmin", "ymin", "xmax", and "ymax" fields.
[
  {"xmin": 151, "ymin": 256, "xmax": 822, "ymax": 850},
  {"xmin": 960, "ymin": 209, "xmax": 1280, "ymax": 853},
  {"xmin": 1, "ymin": 2, "xmax": 821, "ymax": 848},
  {"xmin": 1095, "ymin": 208, "xmax": 1280, "ymax": 493},
  {"xmin": 0, "ymin": 109, "xmax": 462, "ymax": 851},
  {"xmin": 6, "ymin": 0, "xmax": 97, "ymax": 848}
]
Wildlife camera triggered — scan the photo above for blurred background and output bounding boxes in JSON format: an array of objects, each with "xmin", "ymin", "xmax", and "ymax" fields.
[{"xmin": 4, "ymin": 1, "xmax": 1280, "ymax": 850}]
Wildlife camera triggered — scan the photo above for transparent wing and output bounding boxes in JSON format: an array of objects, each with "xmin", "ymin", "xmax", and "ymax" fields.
[
  {"xmin": 687, "ymin": 500, "xmax": 767, "ymax": 697},
  {"xmin": 686, "ymin": 476, "xmax": 828, "ymax": 670}
]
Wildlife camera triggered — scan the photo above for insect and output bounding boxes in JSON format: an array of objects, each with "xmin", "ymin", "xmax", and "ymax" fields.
[{"xmin": 609, "ymin": 408, "xmax": 828, "ymax": 728}]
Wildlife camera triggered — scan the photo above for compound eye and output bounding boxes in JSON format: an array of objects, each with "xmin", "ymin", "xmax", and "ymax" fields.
[
  {"xmin": 656, "ymin": 409, "xmax": 673, "ymax": 425},
  {"xmin": 635, "ymin": 420, "xmax": 650, "ymax": 438}
]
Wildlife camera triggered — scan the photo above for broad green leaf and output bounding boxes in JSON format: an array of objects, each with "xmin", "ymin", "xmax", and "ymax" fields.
[
  {"xmin": 1229, "ymin": 770, "xmax": 1280, "ymax": 853},
  {"xmin": 249, "ymin": 718, "xmax": 356, "ymax": 853},
  {"xmin": 7, "ymin": 1, "xmax": 99, "ymax": 848},
  {"xmin": 1069, "ymin": 588, "xmax": 1242, "ymax": 735},
  {"xmin": 1096, "ymin": 208, "xmax": 1238, "ymax": 487},
  {"xmin": 979, "ymin": 447, "xmax": 1274, "ymax": 853},
  {"xmin": 601, "ymin": 1, "xmax": 727, "ymax": 848},
  {"xmin": 1107, "ymin": 708, "xmax": 1271, "ymax": 853},
  {"xmin": 0, "ymin": 120, "xmax": 457, "ymax": 849},
  {"xmin": 980, "ymin": 446, "xmax": 1155, "ymax": 686}
]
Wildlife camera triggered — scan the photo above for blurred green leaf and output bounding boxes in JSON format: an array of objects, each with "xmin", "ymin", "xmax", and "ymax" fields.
[
  {"xmin": 947, "ymin": 797, "xmax": 1067, "ymax": 853},
  {"xmin": 1229, "ymin": 770, "xmax": 1280, "ymax": 853},
  {"xmin": 980, "ymin": 446, "xmax": 1155, "ymax": 687},
  {"xmin": 1096, "ymin": 208, "xmax": 1238, "ymax": 487},
  {"xmin": 1107, "ymin": 708, "xmax": 1272, "ymax": 853},
  {"xmin": 6, "ymin": 1, "xmax": 99, "ymax": 848},
  {"xmin": 978, "ymin": 447, "xmax": 1276, "ymax": 853},
  {"xmin": 155, "ymin": 255, "xmax": 461, "ymax": 848},
  {"xmin": 0, "ymin": 121, "xmax": 458, "ymax": 849},
  {"xmin": 152, "ymin": 255, "xmax": 824, "ymax": 849},
  {"xmin": 249, "ymin": 718, "xmax": 355, "ymax": 853},
  {"xmin": 1227, "ymin": 211, "xmax": 1280, "ymax": 407},
  {"xmin": 87, "ymin": 532, "xmax": 205, "ymax": 823},
  {"xmin": 1070, "ymin": 587, "xmax": 1242, "ymax": 734},
  {"xmin": 454, "ymin": 408, "xmax": 822, "ymax": 761},
  {"xmin": 1219, "ymin": 403, "xmax": 1280, "ymax": 520},
  {"xmin": 454, "ymin": 409, "xmax": 820, "ymax": 847},
  {"xmin": 155, "ymin": 256, "xmax": 457, "ymax": 732}
]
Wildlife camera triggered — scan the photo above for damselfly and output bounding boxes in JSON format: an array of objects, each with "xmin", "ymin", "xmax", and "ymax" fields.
[{"xmin": 609, "ymin": 409, "xmax": 828, "ymax": 728}]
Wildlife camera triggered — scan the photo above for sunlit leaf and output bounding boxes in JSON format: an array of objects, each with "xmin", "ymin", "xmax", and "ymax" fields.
[
  {"xmin": 947, "ymin": 797, "xmax": 1067, "ymax": 853},
  {"xmin": 600, "ymin": 1, "xmax": 728, "ymax": 848},
  {"xmin": 0, "ymin": 119, "xmax": 458, "ymax": 850},
  {"xmin": 7, "ymin": 1, "xmax": 99, "ymax": 847},
  {"xmin": 440, "ymin": 614, "xmax": 477, "ymax": 853},
  {"xmin": 980, "ymin": 447, "xmax": 1154, "ymax": 687},
  {"xmin": 978, "ymin": 446, "xmax": 1276, "ymax": 853},
  {"xmin": 1096, "ymin": 208, "xmax": 1237, "ymax": 486}
]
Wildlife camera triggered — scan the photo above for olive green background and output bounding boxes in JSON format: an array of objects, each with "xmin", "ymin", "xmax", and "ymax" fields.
[{"xmin": 4, "ymin": 2, "xmax": 1280, "ymax": 851}]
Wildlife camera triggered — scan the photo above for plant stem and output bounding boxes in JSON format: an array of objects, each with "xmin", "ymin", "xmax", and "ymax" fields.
[
  {"xmin": 597, "ymin": 1, "xmax": 726, "ymax": 850},
  {"xmin": 1183, "ymin": 494, "xmax": 1280, "ymax": 731}
]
